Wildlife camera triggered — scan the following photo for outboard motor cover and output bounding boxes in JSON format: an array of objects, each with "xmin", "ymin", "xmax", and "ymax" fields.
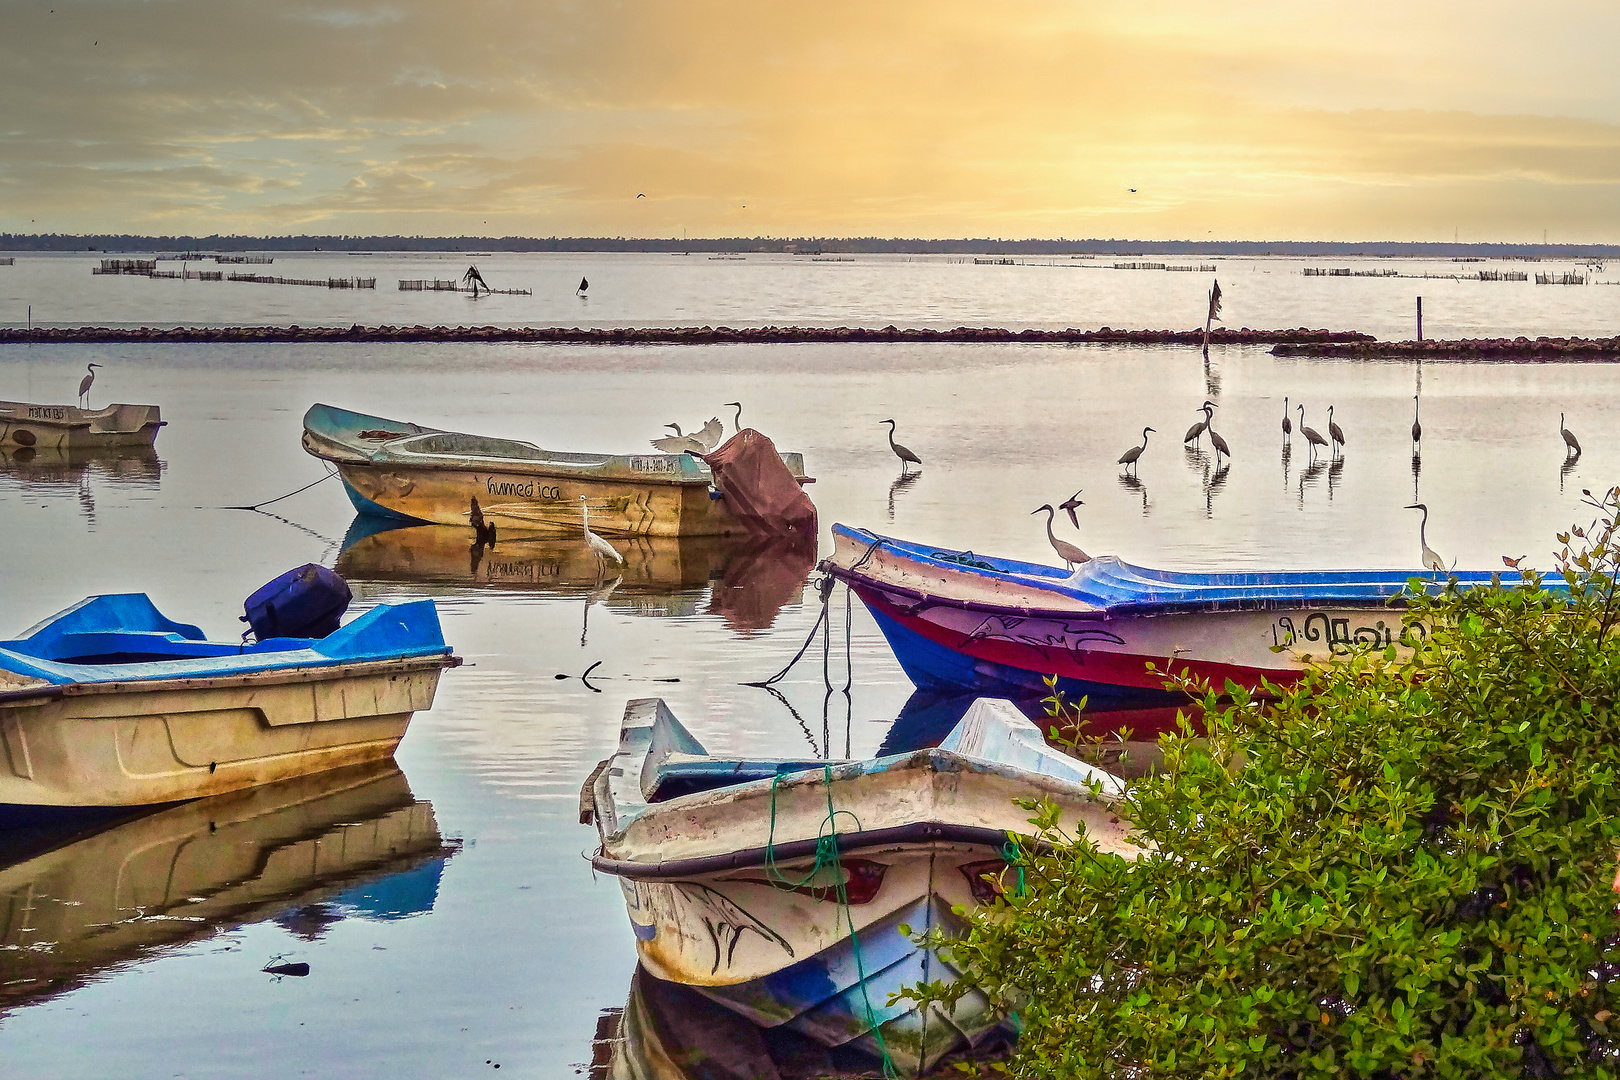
[{"xmin": 243, "ymin": 564, "xmax": 352, "ymax": 640}]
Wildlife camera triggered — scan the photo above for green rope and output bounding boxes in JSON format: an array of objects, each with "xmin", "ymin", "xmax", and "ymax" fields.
[
  {"xmin": 1001, "ymin": 838, "xmax": 1027, "ymax": 898},
  {"xmin": 765, "ymin": 766, "xmax": 900, "ymax": 1079}
]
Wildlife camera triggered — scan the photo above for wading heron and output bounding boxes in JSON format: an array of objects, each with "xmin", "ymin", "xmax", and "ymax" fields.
[
  {"xmin": 1327, "ymin": 406, "xmax": 1346, "ymax": 456},
  {"xmin": 1118, "ymin": 427, "xmax": 1154, "ymax": 475},
  {"xmin": 1033, "ymin": 503, "xmax": 1090, "ymax": 569},
  {"xmin": 1561, "ymin": 413, "xmax": 1582, "ymax": 457},
  {"xmin": 1282, "ymin": 396, "xmax": 1292, "ymax": 440},
  {"xmin": 580, "ymin": 496, "xmax": 626, "ymax": 568},
  {"xmin": 1298, "ymin": 404, "xmax": 1329, "ymax": 461},
  {"xmin": 1183, "ymin": 400, "xmax": 1216, "ymax": 447},
  {"xmin": 881, "ymin": 419, "xmax": 922, "ymax": 473},
  {"xmin": 1206, "ymin": 410, "xmax": 1231, "ymax": 463},
  {"xmin": 77, "ymin": 363, "xmax": 101, "ymax": 408},
  {"xmin": 1412, "ymin": 396, "xmax": 1422, "ymax": 450},
  {"xmin": 1405, "ymin": 502, "xmax": 1447, "ymax": 571}
]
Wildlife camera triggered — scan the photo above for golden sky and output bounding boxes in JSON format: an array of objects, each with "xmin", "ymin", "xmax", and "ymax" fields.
[{"xmin": 2, "ymin": 1, "xmax": 1617, "ymax": 241}]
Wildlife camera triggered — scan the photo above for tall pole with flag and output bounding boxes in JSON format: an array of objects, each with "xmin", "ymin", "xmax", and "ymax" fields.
[{"xmin": 1203, "ymin": 278, "xmax": 1222, "ymax": 356}]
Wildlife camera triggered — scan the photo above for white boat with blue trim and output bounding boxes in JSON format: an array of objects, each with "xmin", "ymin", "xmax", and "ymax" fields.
[
  {"xmin": 584, "ymin": 696, "xmax": 1134, "ymax": 1076},
  {"xmin": 0, "ymin": 593, "xmax": 458, "ymax": 818},
  {"xmin": 824, "ymin": 523, "xmax": 1503, "ymax": 702}
]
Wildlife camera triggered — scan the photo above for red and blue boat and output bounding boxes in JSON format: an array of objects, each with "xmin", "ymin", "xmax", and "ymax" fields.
[{"xmin": 824, "ymin": 523, "xmax": 1501, "ymax": 703}]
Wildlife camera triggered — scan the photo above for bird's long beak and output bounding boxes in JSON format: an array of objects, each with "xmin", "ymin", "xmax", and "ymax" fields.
[{"xmin": 1404, "ymin": 504, "xmax": 1421, "ymax": 510}]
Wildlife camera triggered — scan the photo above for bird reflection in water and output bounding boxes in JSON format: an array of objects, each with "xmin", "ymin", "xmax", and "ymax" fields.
[
  {"xmin": 1411, "ymin": 452, "xmax": 1422, "ymax": 504},
  {"xmin": 1116, "ymin": 471, "xmax": 1150, "ymax": 515},
  {"xmin": 1281, "ymin": 440, "xmax": 1292, "ymax": 490},
  {"xmin": 887, "ymin": 469, "xmax": 921, "ymax": 520},
  {"xmin": 582, "ymin": 574, "xmax": 623, "ymax": 646},
  {"xmin": 1560, "ymin": 451, "xmax": 1581, "ymax": 494},
  {"xmin": 1327, "ymin": 454, "xmax": 1345, "ymax": 501},
  {"xmin": 1297, "ymin": 457, "xmax": 1329, "ymax": 508},
  {"xmin": 1203, "ymin": 461, "xmax": 1230, "ymax": 517}
]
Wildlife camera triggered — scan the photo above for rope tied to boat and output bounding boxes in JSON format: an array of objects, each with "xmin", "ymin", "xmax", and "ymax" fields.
[
  {"xmin": 932, "ymin": 550, "xmax": 996, "ymax": 570},
  {"xmin": 764, "ymin": 767, "xmax": 899, "ymax": 1079},
  {"xmin": 1001, "ymin": 838, "xmax": 1027, "ymax": 898},
  {"xmin": 217, "ymin": 466, "xmax": 338, "ymax": 511},
  {"xmin": 744, "ymin": 535, "xmax": 879, "ymax": 690}
]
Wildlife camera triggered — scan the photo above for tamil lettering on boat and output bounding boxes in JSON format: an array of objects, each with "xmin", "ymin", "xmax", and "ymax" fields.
[{"xmin": 1271, "ymin": 612, "xmax": 1397, "ymax": 652}]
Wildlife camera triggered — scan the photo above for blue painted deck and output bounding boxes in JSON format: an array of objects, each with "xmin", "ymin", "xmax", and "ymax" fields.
[
  {"xmin": 0, "ymin": 593, "xmax": 450, "ymax": 686},
  {"xmin": 833, "ymin": 523, "xmax": 1511, "ymax": 617}
]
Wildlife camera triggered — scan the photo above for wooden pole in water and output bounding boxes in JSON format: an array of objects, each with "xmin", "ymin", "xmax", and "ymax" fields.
[{"xmin": 1416, "ymin": 296, "xmax": 1423, "ymax": 341}]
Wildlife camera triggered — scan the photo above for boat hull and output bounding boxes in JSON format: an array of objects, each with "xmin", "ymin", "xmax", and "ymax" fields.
[
  {"xmin": 334, "ymin": 460, "xmax": 756, "ymax": 537},
  {"xmin": 0, "ymin": 402, "xmax": 163, "ymax": 449},
  {"xmin": 853, "ymin": 579, "xmax": 1403, "ymax": 699},
  {"xmin": 0, "ymin": 658, "xmax": 448, "ymax": 811}
]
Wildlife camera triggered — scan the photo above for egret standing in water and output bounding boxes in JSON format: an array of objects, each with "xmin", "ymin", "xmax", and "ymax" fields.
[
  {"xmin": 580, "ymin": 496, "xmax": 626, "ymax": 569},
  {"xmin": 1183, "ymin": 401, "xmax": 1216, "ymax": 448},
  {"xmin": 1561, "ymin": 413, "xmax": 1582, "ymax": 457},
  {"xmin": 1411, "ymin": 395, "xmax": 1422, "ymax": 451},
  {"xmin": 1033, "ymin": 503, "xmax": 1090, "ymax": 569},
  {"xmin": 1117, "ymin": 427, "xmax": 1154, "ymax": 475},
  {"xmin": 1206, "ymin": 410, "xmax": 1231, "ymax": 463},
  {"xmin": 1298, "ymin": 404, "xmax": 1329, "ymax": 461},
  {"xmin": 1327, "ymin": 405, "xmax": 1346, "ymax": 457},
  {"xmin": 881, "ymin": 419, "xmax": 922, "ymax": 473},
  {"xmin": 1282, "ymin": 396, "xmax": 1292, "ymax": 441},
  {"xmin": 78, "ymin": 363, "xmax": 101, "ymax": 408},
  {"xmin": 1405, "ymin": 503, "xmax": 1447, "ymax": 571}
]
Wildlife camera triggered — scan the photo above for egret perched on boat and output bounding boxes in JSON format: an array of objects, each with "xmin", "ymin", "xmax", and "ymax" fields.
[
  {"xmin": 650, "ymin": 417, "xmax": 722, "ymax": 454},
  {"xmin": 78, "ymin": 363, "xmax": 101, "ymax": 408},
  {"xmin": 881, "ymin": 419, "xmax": 922, "ymax": 473},
  {"xmin": 1059, "ymin": 489, "xmax": 1084, "ymax": 528},
  {"xmin": 1405, "ymin": 502, "xmax": 1447, "ymax": 571},
  {"xmin": 1327, "ymin": 406, "xmax": 1346, "ymax": 456},
  {"xmin": 1183, "ymin": 400, "xmax": 1216, "ymax": 447},
  {"xmin": 580, "ymin": 496, "xmax": 625, "ymax": 568},
  {"xmin": 1033, "ymin": 503, "xmax": 1090, "ymax": 569},
  {"xmin": 724, "ymin": 401, "xmax": 744, "ymax": 435},
  {"xmin": 1282, "ymin": 396, "xmax": 1292, "ymax": 441},
  {"xmin": 1411, "ymin": 395, "xmax": 1422, "ymax": 450},
  {"xmin": 1561, "ymin": 413, "xmax": 1581, "ymax": 457},
  {"xmin": 1298, "ymin": 404, "xmax": 1329, "ymax": 461},
  {"xmin": 1117, "ymin": 427, "xmax": 1154, "ymax": 475}
]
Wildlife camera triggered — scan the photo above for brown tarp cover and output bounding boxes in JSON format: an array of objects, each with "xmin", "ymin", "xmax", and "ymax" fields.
[{"xmin": 699, "ymin": 429, "xmax": 817, "ymax": 538}]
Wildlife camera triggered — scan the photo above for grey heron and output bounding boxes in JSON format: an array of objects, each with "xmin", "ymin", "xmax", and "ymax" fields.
[
  {"xmin": 1298, "ymin": 404, "xmax": 1329, "ymax": 461},
  {"xmin": 1404, "ymin": 503, "xmax": 1446, "ymax": 571},
  {"xmin": 1059, "ymin": 488, "xmax": 1083, "ymax": 528},
  {"xmin": 1327, "ymin": 405, "xmax": 1346, "ymax": 456},
  {"xmin": 724, "ymin": 401, "xmax": 744, "ymax": 435},
  {"xmin": 1282, "ymin": 396, "xmax": 1292, "ymax": 440},
  {"xmin": 1411, "ymin": 396, "xmax": 1422, "ymax": 449},
  {"xmin": 1561, "ymin": 413, "xmax": 1581, "ymax": 456},
  {"xmin": 1117, "ymin": 427, "xmax": 1154, "ymax": 475},
  {"xmin": 1182, "ymin": 400, "xmax": 1216, "ymax": 447},
  {"xmin": 77, "ymin": 363, "xmax": 101, "ymax": 408},
  {"xmin": 1206, "ymin": 411, "xmax": 1231, "ymax": 462},
  {"xmin": 1033, "ymin": 503, "xmax": 1090, "ymax": 569},
  {"xmin": 881, "ymin": 419, "xmax": 922, "ymax": 473},
  {"xmin": 580, "ymin": 496, "xmax": 626, "ymax": 568}
]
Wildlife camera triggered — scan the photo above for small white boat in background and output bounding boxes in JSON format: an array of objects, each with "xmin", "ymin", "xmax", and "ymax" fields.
[
  {"xmin": 585, "ymin": 696, "xmax": 1135, "ymax": 1076},
  {"xmin": 0, "ymin": 401, "xmax": 163, "ymax": 449}
]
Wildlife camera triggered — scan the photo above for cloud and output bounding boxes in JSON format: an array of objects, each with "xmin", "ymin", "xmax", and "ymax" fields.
[{"xmin": 0, "ymin": 0, "xmax": 1616, "ymax": 239}]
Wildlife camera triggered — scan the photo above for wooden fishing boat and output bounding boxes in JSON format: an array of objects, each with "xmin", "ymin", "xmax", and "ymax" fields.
[
  {"xmin": 336, "ymin": 520, "xmax": 815, "ymax": 630},
  {"xmin": 823, "ymin": 523, "xmax": 1501, "ymax": 702},
  {"xmin": 0, "ymin": 401, "xmax": 163, "ymax": 449},
  {"xmin": 302, "ymin": 403, "xmax": 813, "ymax": 538},
  {"xmin": 584, "ymin": 696, "xmax": 1133, "ymax": 1075},
  {"xmin": 0, "ymin": 761, "xmax": 454, "ymax": 1011},
  {"xmin": 0, "ymin": 593, "xmax": 459, "ymax": 817}
]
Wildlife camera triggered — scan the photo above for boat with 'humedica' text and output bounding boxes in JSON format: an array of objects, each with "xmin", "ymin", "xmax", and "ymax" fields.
[{"xmin": 822, "ymin": 523, "xmax": 1502, "ymax": 702}]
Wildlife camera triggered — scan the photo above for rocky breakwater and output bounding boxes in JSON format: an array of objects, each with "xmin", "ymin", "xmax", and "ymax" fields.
[
  {"xmin": 1272, "ymin": 336, "xmax": 1620, "ymax": 361},
  {"xmin": 0, "ymin": 325, "xmax": 1375, "ymax": 346}
]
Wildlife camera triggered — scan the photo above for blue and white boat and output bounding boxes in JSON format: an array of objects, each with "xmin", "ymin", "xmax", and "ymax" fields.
[
  {"xmin": 584, "ymin": 696, "xmax": 1134, "ymax": 1076},
  {"xmin": 0, "ymin": 594, "xmax": 458, "ymax": 818},
  {"xmin": 823, "ymin": 523, "xmax": 1502, "ymax": 702}
]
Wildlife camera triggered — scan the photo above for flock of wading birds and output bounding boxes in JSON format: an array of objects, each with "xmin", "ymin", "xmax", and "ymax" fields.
[{"xmin": 872, "ymin": 396, "xmax": 1589, "ymax": 575}]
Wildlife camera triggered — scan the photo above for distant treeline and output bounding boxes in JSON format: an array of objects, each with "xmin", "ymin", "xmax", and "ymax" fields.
[{"xmin": 2, "ymin": 233, "xmax": 1616, "ymax": 260}]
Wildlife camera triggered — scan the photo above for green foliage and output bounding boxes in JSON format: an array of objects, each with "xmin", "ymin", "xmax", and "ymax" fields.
[{"xmin": 908, "ymin": 488, "xmax": 1620, "ymax": 1078}]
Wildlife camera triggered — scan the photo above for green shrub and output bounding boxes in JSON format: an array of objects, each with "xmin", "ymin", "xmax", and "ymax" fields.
[{"xmin": 910, "ymin": 488, "xmax": 1620, "ymax": 1078}]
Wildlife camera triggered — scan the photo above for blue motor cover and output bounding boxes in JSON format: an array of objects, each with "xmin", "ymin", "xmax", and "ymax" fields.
[{"xmin": 243, "ymin": 564, "xmax": 352, "ymax": 640}]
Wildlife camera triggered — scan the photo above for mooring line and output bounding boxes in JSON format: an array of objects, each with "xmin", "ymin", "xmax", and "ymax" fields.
[{"xmin": 211, "ymin": 467, "xmax": 337, "ymax": 512}]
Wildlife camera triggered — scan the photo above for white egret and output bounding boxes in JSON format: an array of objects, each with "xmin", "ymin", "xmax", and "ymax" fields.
[
  {"xmin": 580, "ymin": 496, "xmax": 626, "ymax": 568},
  {"xmin": 1405, "ymin": 503, "xmax": 1446, "ymax": 571}
]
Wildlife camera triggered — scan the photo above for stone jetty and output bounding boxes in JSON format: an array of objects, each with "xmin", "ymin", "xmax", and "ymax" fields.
[
  {"xmin": 0, "ymin": 325, "xmax": 1370, "ymax": 345},
  {"xmin": 1272, "ymin": 336, "xmax": 1620, "ymax": 361}
]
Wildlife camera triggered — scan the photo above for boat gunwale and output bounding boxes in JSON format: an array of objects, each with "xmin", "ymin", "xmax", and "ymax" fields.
[
  {"xmin": 330, "ymin": 455, "xmax": 711, "ymax": 488},
  {"xmin": 0, "ymin": 652, "xmax": 461, "ymax": 706},
  {"xmin": 827, "ymin": 524, "xmax": 1500, "ymax": 620},
  {"xmin": 590, "ymin": 822, "xmax": 1042, "ymax": 879}
]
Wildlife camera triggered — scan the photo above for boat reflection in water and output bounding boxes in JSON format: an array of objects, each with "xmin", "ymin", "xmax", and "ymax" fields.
[
  {"xmin": 0, "ymin": 444, "xmax": 163, "ymax": 529},
  {"xmin": 590, "ymin": 967, "xmax": 1009, "ymax": 1080},
  {"xmin": 337, "ymin": 520, "xmax": 816, "ymax": 633},
  {"xmin": 0, "ymin": 761, "xmax": 456, "ymax": 1012}
]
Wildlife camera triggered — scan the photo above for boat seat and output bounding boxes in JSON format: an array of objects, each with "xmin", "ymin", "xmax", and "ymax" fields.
[{"xmin": 648, "ymin": 755, "xmax": 844, "ymax": 802}]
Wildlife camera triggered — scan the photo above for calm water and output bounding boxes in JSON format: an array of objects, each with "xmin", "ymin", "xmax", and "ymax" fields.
[{"xmin": 2, "ymin": 259, "xmax": 1619, "ymax": 1078}]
